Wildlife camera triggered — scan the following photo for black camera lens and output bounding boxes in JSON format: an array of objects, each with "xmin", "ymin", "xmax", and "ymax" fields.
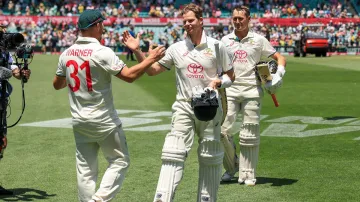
[
  {"xmin": 6, "ymin": 33, "xmax": 24, "ymax": 45},
  {"xmin": 1, "ymin": 32, "xmax": 25, "ymax": 50},
  {"xmin": 10, "ymin": 33, "xmax": 25, "ymax": 45}
]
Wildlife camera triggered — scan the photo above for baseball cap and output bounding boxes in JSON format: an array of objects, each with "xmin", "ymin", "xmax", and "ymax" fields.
[{"xmin": 77, "ymin": 9, "xmax": 105, "ymax": 30}]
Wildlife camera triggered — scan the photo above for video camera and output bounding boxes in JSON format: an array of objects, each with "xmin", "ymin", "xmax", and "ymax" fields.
[
  {"xmin": 0, "ymin": 31, "xmax": 34, "ymax": 59},
  {"xmin": 0, "ymin": 31, "xmax": 34, "ymax": 159},
  {"xmin": 0, "ymin": 31, "xmax": 24, "ymax": 50}
]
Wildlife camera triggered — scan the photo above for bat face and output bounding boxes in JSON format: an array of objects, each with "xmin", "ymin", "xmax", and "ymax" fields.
[
  {"xmin": 256, "ymin": 63, "xmax": 272, "ymax": 84},
  {"xmin": 255, "ymin": 60, "xmax": 280, "ymax": 107}
]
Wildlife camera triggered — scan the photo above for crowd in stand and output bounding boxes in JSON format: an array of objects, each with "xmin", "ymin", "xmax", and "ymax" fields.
[
  {"xmin": 0, "ymin": 1, "xmax": 359, "ymax": 54},
  {"xmin": 206, "ymin": 20, "xmax": 360, "ymax": 49},
  {"xmin": 9, "ymin": 18, "xmax": 356, "ymax": 54},
  {"xmin": 0, "ymin": 0, "xmax": 357, "ymax": 18}
]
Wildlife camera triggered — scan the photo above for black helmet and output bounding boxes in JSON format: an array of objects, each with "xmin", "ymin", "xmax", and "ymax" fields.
[{"xmin": 191, "ymin": 88, "xmax": 219, "ymax": 121}]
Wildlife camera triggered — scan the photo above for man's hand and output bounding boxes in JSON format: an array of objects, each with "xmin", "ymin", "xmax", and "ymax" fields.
[
  {"xmin": 21, "ymin": 69, "xmax": 31, "ymax": 80},
  {"xmin": 121, "ymin": 30, "xmax": 141, "ymax": 51},
  {"xmin": 208, "ymin": 78, "xmax": 222, "ymax": 89},
  {"xmin": 12, "ymin": 68, "xmax": 20, "ymax": 79},
  {"xmin": 147, "ymin": 45, "xmax": 166, "ymax": 62},
  {"xmin": 12, "ymin": 68, "xmax": 31, "ymax": 80}
]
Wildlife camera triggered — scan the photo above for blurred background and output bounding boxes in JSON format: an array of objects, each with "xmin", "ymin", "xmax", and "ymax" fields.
[{"xmin": 0, "ymin": 0, "xmax": 358, "ymax": 57}]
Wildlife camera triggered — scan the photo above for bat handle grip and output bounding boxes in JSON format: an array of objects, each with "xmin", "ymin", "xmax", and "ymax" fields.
[{"xmin": 271, "ymin": 94, "xmax": 279, "ymax": 107}]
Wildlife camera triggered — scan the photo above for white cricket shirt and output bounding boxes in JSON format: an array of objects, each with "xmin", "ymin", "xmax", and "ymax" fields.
[
  {"xmin": 221, "ymin": 31, "xmax": 276, "ymax": 98},
  {"xmin": 56, "ymin": 37, "xmax": 125, "ymax": 139},
  {"xmin": 158, "ymin": 31, "xmax": 232, "ymax": 101}
]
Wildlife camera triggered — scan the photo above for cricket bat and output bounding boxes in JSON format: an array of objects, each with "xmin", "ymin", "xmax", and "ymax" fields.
[
  {"xmin": 256, "ymin": 63, "xmax": 279, "ymax": 107},
  {"xmin": 214, "ymin": 42, "xmax": 228, "ymax": 124}
]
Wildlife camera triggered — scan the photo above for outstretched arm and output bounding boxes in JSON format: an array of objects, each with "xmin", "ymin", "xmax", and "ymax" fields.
[
  {"xmin": 122, "ymin": 31, "xmax": 146, "ymax": 61},
  {"xmin": 122, "ymin": 31, "xmax": 167, "ymax": 76},
  {"xmin": 115, "ymin": 46, "xmax": 166, "ymax": 82}
]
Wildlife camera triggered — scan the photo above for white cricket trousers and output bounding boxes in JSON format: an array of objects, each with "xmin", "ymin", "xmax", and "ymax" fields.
[
  {"xmin": 153, "ymin": 100, "xmax": 224, "ymax": 202},
  {"xmin": 74, "ymin": 126, "xmax": 130, "ymax": 202}
]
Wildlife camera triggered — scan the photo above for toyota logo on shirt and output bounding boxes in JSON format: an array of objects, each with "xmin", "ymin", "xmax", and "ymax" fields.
[
  {"xmin": 233, "ymin": 50, "xmax": 248, "ymax": 63},
  {"xmin": 234, "ymin": 50, "xmax": 247, "ymax": 59},
  {"xmin": 186, "ymin": 63, "xmax": 205, "ymax": 79},
  {"xmin": 187, "ymin": 63, "xmax": 204, "ymax": 74}
]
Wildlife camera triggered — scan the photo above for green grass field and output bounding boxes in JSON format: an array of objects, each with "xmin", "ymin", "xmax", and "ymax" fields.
[{"xmin": 1, "ymin": 54, "xmax": 360, "ymax": 202}]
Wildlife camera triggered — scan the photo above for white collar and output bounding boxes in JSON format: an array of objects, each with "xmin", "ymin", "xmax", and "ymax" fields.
[
  {"xmin": 229, "ymin": 31, "xmax": 254, "ymax": 41},
  {"xmin": 185, "ymin": 30, "xmax": 207, "ymax": 48},
  {"xmin": 76, "ymin": 37, "xmax": 100, "ymax": 44}
]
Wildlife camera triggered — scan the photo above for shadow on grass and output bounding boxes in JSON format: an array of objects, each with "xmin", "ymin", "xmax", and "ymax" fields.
[
  {"xmin": 220, "ymin": 177, "xmax": 298, "ymax": 186},
  {"xmin": 324, "ymin": 116, "xmax": 357, "ymax": 120},
  {"xmin": 0, "ymin": 187, "xmax": 56, "ymax": 201}
]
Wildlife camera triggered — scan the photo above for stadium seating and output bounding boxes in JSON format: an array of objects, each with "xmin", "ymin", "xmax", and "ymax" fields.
[
  {"xmin": 1, "ymin": 0, "xmax": 358, "ymax": 54},
  {"xmin": 351, "ymin": 0, "xmax": 360, "ymax": 15}
]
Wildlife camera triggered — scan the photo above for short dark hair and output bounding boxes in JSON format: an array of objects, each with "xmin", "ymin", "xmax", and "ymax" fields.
[
  {"xmin": 181, "ymin": 3, "xmax": 203, "ymax": 19},
  {"xmin": 232, "ymin": 6, "xmax": 250, "ymax": 17}
]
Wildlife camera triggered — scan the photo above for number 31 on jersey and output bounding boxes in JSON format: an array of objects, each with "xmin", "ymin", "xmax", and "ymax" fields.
[{"xmin": 66, "ymin": 60, "xmax": 93, "ymax": 92}]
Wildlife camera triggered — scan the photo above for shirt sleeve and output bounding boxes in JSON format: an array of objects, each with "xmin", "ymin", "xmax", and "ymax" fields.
[
  {"xmin": 219, "ymin": 41, "xmax": 233, "ymax": 72},
  {"xmin": 93, "ymin": 47, "xmax": 126, "ymax": 75},
  {"xmin": 55, "ymin": 54, "xmax": 66, "ymax": 77},
  {"xmin": 261, "ymin": 36, "xmax": 277, "ymax": 58},
  {"xmin": 157, "ymin": 45, "xmax": 174, "ymax": 70}
]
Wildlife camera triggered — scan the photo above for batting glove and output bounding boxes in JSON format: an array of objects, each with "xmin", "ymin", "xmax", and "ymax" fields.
[
  {"xmin": 264, "ymin": 73, "xmax": 283, "ymax": 94},
  {"xmin": 277, "ymin": 65, "xmax": 286, "ymax": 78}
]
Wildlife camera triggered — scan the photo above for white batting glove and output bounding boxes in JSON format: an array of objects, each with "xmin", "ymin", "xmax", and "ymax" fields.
[
  {"xmin": 264, "ymin": 73, "xmax": 283, "ymax": 94},
  {"xmin": 192, "ymin": 85, "xmax": 204, "ymax": 99},
  {"xmin": 277, "ymin": 65, "xmax": 285, "ymax": 78}
]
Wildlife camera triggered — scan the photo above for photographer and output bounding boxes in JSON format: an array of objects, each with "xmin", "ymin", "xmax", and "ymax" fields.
[
  {"xmin": 0, "ymin": 22, "xmax": 31, "ymax": 196},
  {"xmin": 0, "ymin": 23, "xmax": 31, "ymax": 79}
]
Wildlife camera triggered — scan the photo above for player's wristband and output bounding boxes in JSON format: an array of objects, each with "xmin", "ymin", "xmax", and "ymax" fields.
[
  {"xmin": 277, "ymin": 65, "xmax": 285, "ymax": 77},
  {"xmin": 218, "ymin": 74, "xmax": 232, "ymax": 89}
]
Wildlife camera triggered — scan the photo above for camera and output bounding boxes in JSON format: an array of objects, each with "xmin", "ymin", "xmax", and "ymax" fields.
[
  {"xmin": 0, "ymin": 31, "xmax": 33, "ymax": 59},
  {"xmin": 0, "ymin": 31, "xmax": 24, "ymax": 51},
  {"xmin": 16, "ymin": 43, "xmax": 34, "ymax": 59}
]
